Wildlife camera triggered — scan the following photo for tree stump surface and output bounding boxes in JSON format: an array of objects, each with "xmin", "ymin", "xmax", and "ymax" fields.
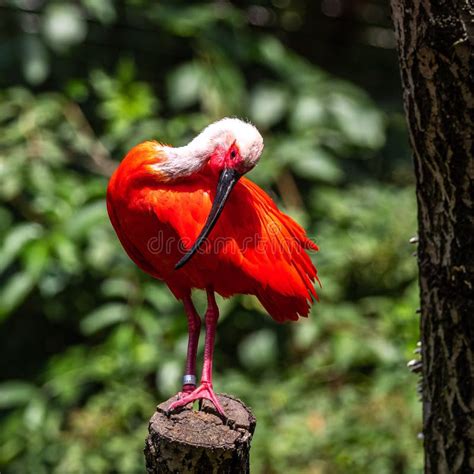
[{"xmin": 144, "ymin": 393, "xmax": 256, "ymax": 474}]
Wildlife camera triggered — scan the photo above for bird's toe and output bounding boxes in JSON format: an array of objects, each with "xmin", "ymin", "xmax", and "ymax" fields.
[{"xmin": 167, "ymin": 382, "xmax": 226, "ymax": 417}]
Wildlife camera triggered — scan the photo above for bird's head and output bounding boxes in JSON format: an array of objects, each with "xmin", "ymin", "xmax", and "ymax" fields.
[
  {"xmin": 206, "ymin": 118, "xmax": 264, "ymax": 176},
  {"xmin": 175, "ymin": 118, "xmax": 264, "ymax": 269}
]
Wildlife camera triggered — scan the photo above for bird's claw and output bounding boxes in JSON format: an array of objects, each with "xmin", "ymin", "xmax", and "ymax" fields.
[{"xmin": 168, "ymin": 382, "xmax": 225, "ymax": 416}]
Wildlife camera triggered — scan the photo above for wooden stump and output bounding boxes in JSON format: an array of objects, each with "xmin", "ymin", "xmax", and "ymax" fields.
[{"xmin": 144, "ymin": 393, "xmax": 256, "ymax": 474}]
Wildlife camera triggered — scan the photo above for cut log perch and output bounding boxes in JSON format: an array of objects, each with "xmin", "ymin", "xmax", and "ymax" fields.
[{"xmin": 144, "ymin": 394, "xmax": 256, "ymax": 474}]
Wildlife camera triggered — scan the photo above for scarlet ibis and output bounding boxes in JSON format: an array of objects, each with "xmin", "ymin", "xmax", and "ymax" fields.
[{"xmin": 106, "ymin": 118, "xmax": 319, "ymax": 415}]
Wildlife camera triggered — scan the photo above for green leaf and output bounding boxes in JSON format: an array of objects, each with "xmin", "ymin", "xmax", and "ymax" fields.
[
  {"xmin": 328, "ymin": 92, "xmax": 385, "ymax": 149},
  {"xmin": 23, "ymin": 240, "xmax": 49, "ymax": 279},
  {"xmin": 82, "ymin": 0, "xmax": 117, "ymax": 24},
  {"xmin": 21, "ymin": 36, "xmax": 50, "ymax": 85},
  {"xmin": 157, "ymin": 360, "xmax": 181, "ymax": 397},
  {"xmin": 50, "ymin": 233, "xmax": 80, "ymax": 272},
  {"xmin": 0, "ymin": 381, "xmax": 39, "ymax": 408},
  {"xmin": 292, "ymin": 148, "xmax": 343, "ymax": 183},
  {"xmin": 64, "ymin": 201, "xmax": 107, "ymax": 239},
  {"xmin": 0, "ymin": 223, "xmax": 43, "ymax": 273},
  {"xmin": 80, "ymin": 303, "xmax": 130, "ymax": 335},
  {"xmin": 143, "ymin": 283, "xmax": 177, "ymax": 314},
  {"xmin": 24, "ymin": 396, "xmax": 47, "ymax": 428},
  {"xmin": 238, "ymin": 329, "xmax": 277, "ymax": 370},
  {"xmin": 167, "ymin": 62, "xmax": 203, "ymax": 110},
  {"xmin": 290, "ymin": 94, "xmax": 325, "ymax": 130},
  {"xmin": 0, "ymin": 272, "xmax": 35, "ymax": 321},
  {"xmin": 42, "ymin": 4, "xmax": 87, "ymax": 52},
  {"xmin": 249, "ymin": 84, "xmax": 288, "ymax": 128},
  {"xmin": 101, "ymin": 278, "xmax": 133, "ymax": 299}
]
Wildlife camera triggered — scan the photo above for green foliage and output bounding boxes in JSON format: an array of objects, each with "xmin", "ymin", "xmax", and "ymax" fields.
[{"xmin": 0, "ymin": 1, "xmax": 421, "ymax": 473}]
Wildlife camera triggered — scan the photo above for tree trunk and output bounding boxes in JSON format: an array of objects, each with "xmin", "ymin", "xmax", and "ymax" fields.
[
  {"xmin": 144, "ymin": 394, "xmax": 256, "ymax": 473},
  {"xmin": 390, "ymin": 1, "xmax": 474, "ymax": 472}
]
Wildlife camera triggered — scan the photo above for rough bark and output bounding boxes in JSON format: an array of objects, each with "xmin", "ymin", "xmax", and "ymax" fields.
[
  {"xmin": 390, "ymin": 1, "xmax": 474, "ymax": 472},
  {"xmin": 144, "ymin": 394, "xmax": 256, "ymax": 473}
]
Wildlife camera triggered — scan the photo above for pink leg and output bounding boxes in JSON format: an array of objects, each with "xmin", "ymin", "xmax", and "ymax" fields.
[
  {"xmin": 181, "ymin": 295, "xmax": 201, "ymax": 394},
  {"xmin": 169, "ymin": 288, "xmax": 225, "ymax": 416}
]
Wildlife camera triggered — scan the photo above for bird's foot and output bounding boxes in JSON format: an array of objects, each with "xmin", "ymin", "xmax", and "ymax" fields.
[{"xmin": 168, "ymin": 382, "xmax": 225, "ymax": 416}]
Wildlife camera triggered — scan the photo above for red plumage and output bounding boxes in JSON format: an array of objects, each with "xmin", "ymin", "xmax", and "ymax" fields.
[{"xmin": 107, "ymin": 141, "xmax": 319, "ymax": 322}]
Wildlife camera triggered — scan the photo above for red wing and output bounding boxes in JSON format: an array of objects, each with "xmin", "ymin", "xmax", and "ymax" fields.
[{"xmin": 235, "ymin": 178, "xmax": 319, "ymax": 321}]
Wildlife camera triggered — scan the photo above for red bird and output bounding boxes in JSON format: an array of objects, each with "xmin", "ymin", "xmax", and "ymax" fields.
[{"xmin": 106, "ymin": 118, "xmax": 319, "ymax": 415}]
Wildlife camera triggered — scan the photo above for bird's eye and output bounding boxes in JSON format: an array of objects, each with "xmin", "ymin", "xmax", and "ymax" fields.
[{"xmin": 230, "ymin": 150, "xmax": 236, "ymax": 159}]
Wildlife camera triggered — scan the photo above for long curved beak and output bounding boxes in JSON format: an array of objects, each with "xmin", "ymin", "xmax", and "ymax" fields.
[{"xmin": 175, "ymin": 168, "xmax": 240, "ymax": 269}]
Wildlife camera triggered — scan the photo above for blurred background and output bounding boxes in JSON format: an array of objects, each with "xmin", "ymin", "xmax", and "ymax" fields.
[{"xmin": 0, "ymin": 1, "xmax": 421, "ymax": 472}]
